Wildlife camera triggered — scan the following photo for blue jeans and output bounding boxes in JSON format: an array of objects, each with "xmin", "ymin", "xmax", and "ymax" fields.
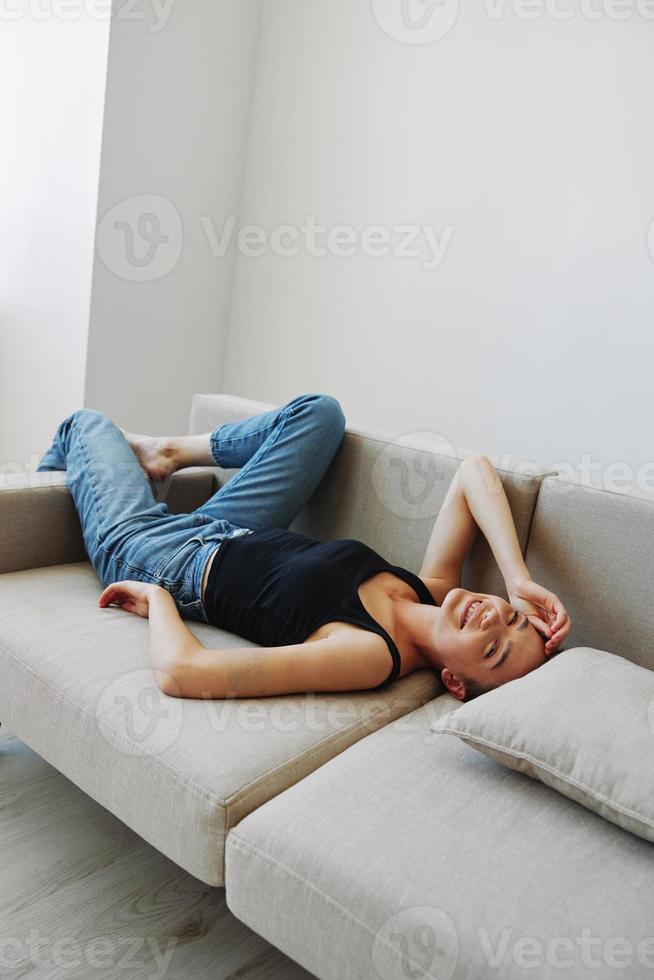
[{"xmin": 37, "ymin": 393, "xmax": 346, "ymax": 623}]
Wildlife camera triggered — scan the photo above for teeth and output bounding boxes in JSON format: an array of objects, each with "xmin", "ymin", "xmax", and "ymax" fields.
[{"xmin": 464, "ymin": 600, "xmax": 480, "ymax": 626}]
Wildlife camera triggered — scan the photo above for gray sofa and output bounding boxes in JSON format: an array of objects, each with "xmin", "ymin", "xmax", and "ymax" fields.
[{"xmin": 2, "ymin": 393, "xmax": 653, "ymax": 979}]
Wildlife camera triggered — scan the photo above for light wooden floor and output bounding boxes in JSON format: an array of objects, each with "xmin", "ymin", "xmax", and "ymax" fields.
[{"xmin": 0, "ymin": 728, "xmax": 313, "ymax": 980}]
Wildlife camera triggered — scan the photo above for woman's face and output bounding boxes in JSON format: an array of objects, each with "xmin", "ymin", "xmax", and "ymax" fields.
[{"xmin": 436, "ymin": 587, "xmax": 548, "ymax": 698}]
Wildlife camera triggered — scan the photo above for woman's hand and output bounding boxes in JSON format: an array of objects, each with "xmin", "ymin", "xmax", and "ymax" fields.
[
  {"xmin": 98, "ymin": 580, "xmax": 164, "ymax": 619},
  {"xmin": 507, "ymin": 577, "xmax": 572, "ymax": 656}
]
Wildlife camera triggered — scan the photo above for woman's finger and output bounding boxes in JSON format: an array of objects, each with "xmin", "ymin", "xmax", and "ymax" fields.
[
  {"xmin": 554, "ymin": 612, "xmax": 571, "ymax": 635},
  {"xmin": 545, "ymin": 629, "xmax": 564, "ymax": 653},
  {"xmin": 99, "ymin": 587, "xmax": 127, "ymax": 608},
  {"xmin": 546, "ymin": 618, "xmax": 571, "ymax": 654},
  {"xmin": 546, "ymin": 594, "xmax": 569, "ymax": 633},
  {"xmin": 549, "ymin": 604, "xmax": 564, "ymax": 632},
  {"xmin": 552, "ymin": 618, "xmax": 571, "ymax": 646},
  {"xmin": 528, "ymin": 615, "xmax": 551, "ymax": 638},
  {"xmin": 529, "ymin": 584, "xmax": 560, "ymax": 618},
  {"xmin": 517, "ymin": 582, "xmax": 571, "ymax": 651},
  {"xmin": 101, "ymin": 592, "xmax": 136, "ymax": 612},
  {"xmin": 517, "ymin": 583, "xmax": 557, "ymax": 623}
]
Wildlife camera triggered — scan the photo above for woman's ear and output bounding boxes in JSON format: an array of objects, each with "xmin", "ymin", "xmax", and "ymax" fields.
[{"xmin": 440, "ymin": 668, "xmax": 466, "ymax": 701}]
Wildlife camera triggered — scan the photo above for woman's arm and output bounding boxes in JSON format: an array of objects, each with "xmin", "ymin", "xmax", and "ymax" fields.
[
  {"xmin": 420, "ymin": 453, "xmax": 529, "ymax": 590},
  {"xmin": 98, "ymin": 581, "xmax": 391, "ymax": 697},
  {"xmin": 158, "ymin": 628, "xmax": 389, "ymax": 698},
  {"xmin": 420, "ymin": 454, "xmax": 571, "ymax": 653}
]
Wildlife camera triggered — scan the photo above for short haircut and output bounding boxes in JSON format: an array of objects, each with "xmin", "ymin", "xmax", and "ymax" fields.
[{"xmin": 461, "ymin": 676, "xmax": 500, "ymax": 702}]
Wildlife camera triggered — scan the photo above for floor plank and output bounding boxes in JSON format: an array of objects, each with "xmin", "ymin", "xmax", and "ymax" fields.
[{"xmin": 0, "ymin": 729, "xmax": 314, "ymax": 980}]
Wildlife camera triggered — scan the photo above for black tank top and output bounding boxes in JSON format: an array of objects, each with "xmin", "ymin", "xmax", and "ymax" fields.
[{"xmin": 203, "ymin": 526, "xmax": 438, "ymax": 690}]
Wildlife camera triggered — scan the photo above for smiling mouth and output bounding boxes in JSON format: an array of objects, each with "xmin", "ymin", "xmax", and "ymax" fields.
[{"xmin": 461, "ymin": 598, "xmax": 482, "ymax": 629}]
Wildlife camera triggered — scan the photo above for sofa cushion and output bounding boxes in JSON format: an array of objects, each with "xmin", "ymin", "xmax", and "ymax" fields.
[
  {"xmin": 525, "ymin": 476, "xmax": 654, "ymax": 671},
  {"xmin": 0, "ymin": 562, "xmax": 441, "ymax": 886},
  {"xmin": 430, "ymin": 647, "xmax": 654, "ymax": 844},
  {"xmin": 225, "ymin": 698, "xmax": 654, "ymax": 980},
  {"xmin": 190, "ymin": 394, "xmax": 545, "ymax": 599}
]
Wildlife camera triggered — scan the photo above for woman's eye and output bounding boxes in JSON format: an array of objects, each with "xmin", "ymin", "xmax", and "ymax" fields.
[
  {"xmin": 486, "ymin": 640, "xmax": 498, "ymax": 658},
  {"xmin": 510, "ymin": 611, "xmax": 519, "ymax": 625}
]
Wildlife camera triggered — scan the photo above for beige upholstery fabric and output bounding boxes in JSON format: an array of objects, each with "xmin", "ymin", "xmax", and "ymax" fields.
[
  {"xmin": 0, "ymin": 563, "xmax": 441, "ymax": 886},
  {"xmin": 525, "ymin": 477, "xmax": 654, "ymax": 671},
  {"xmin": 0, "ymin": 473, "xmax": 87, "ymax": 572},
  {"xmin": 225, "ymin": 699, "xmax": 654, "ymax": 980},
  {"xmin": 431, "ymin": 647, "xmax": 654, "ymax": 844},
  {"xmin": 0, "ymin": 468, "xmax": 218, "ymax": 574},
  {"xmin": 190, "ymin": 394, "xmax": 545, "ymax": 597}
]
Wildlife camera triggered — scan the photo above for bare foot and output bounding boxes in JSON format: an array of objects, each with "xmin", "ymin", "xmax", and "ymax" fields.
[{"xmin": 121, "ymin": 429, "xmax": 180, "ymax": 482}]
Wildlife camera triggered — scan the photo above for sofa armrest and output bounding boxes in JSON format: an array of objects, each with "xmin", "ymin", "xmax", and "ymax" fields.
[
  {"xmin": 159, "ymin": 466, "xmax": 220, "ymax": 514},
  {"xmin": 0, "ymin": 468, "xmax": 220, "ymax": 574},
  {"xmin": 0, "ymin": 473, "xmax": 86, "ymax": 573}
]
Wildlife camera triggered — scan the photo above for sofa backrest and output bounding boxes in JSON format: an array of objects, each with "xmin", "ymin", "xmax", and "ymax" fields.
[
  {"xmin": 189, "ymin": 394, "xmax": 544, "ymax": 599},
  {"xmin": 524, "ymin": 477, "xmax": 654, "ymax": 671}
]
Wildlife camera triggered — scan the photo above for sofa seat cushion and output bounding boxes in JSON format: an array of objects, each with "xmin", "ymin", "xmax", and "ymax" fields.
[
  {"xmin": 225, "ymin": 698, "xmax": 654, "ymax": 980},
  {"xmin": 0, "ymin": 562, "xmax": 441, "ymax": 886}
]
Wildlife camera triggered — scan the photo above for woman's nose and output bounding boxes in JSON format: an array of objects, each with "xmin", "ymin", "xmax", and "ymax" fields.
[{"xmin": 482, "ymin": 606, "xmax": 498, "ymax": 627}]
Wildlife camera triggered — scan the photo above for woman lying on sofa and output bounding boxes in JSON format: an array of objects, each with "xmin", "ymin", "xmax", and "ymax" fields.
[{"xmin": 37, "ymin": 394, "xmax": 571, "ymax": 702}]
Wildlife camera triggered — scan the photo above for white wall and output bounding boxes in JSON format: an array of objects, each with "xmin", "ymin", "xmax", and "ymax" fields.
[
  {"xmin": 0, "ymin": 12, "xmax": 110, "ymax": 470},
  {"xmin": 224, "ymin": 0, "xmax": 654, "ymax": 490},
  {"xmin": 84, "ymin": 0, "xmax": 262, "ymax": 436},
  {"xmin": 5, "ymin": 1, "xmax": 653, "ymax": 493}
]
